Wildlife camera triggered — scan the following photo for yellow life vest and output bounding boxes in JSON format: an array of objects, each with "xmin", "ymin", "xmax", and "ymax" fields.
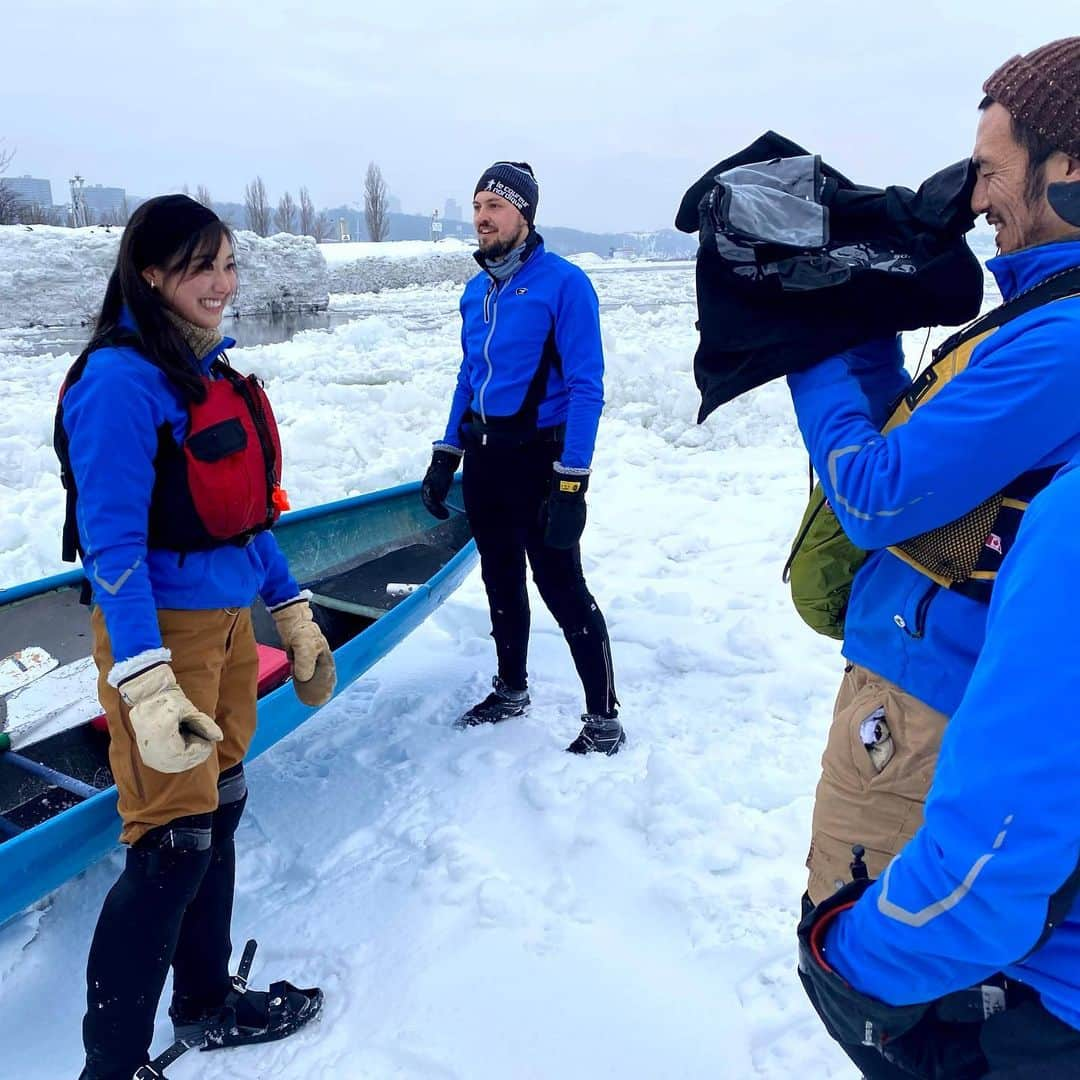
[{"xmin": 786, "ymin": 268, "xmax": 1080, "ymax": 639}]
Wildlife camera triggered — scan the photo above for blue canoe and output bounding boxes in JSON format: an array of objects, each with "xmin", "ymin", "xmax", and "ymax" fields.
[{"xmin": 0, "ymin": 481, "xmax": 476, "ymax": 927}]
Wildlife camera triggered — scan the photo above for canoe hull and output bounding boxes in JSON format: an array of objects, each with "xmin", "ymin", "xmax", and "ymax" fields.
[{"xmin": 0, "ymin": 480, "xmax": 476, "ymax": 927}]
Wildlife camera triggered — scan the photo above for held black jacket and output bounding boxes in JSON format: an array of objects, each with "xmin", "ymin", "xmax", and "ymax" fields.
[{"xmin": 677, "ymin": 131, "xmax": 984, "ymax": 421}]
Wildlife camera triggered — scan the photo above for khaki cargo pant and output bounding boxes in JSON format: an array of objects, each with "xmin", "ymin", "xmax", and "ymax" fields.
[
  {"xmin": 91, "ymin": 606, "xmax": 259, "ymax": 845},
  {"xmin": 806, "ymin": 664, "xmax": 948, "ymax": 905}
]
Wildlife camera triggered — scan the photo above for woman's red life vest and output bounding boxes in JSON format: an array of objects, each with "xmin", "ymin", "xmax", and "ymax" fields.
[{"xmin": 55, "ymin": 339, "xmax": 290, "ymax": 560}]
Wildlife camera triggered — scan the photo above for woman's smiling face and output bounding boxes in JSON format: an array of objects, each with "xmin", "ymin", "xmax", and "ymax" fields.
[{"xmin": 150, "ymin": 233, "xmax": 237, "ymax": 328}]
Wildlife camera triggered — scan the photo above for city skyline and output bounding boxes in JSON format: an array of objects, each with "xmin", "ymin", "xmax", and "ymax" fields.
[{"xmin": 4, "ymin": 169, "xmax": 467, "ymax": 226}]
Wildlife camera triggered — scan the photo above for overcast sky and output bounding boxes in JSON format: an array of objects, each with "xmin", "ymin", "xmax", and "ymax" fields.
[{"xmin": 4, "ymin": 2, "xmax": 1076, "ymax": 234}]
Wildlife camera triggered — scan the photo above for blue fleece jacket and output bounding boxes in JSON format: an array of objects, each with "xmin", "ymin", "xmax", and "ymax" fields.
[
  {"xmin": 788, "ymin": 238, "xmax": 1080, "ymax": 715},
  {"xmin": 62, "ymin": 324, "xmax": 299, "ymax": 665},
  {"xmin": 439, "ymin": 240, "xmax": 605, "ymax": 470},
  {"xmin": 828, "ymin": 454, "xmax": 1080, "ymax": 1033}
]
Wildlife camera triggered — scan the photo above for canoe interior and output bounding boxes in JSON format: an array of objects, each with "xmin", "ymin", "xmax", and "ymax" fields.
[{"xmin": 0, "ymin": 490, "xmax": 471, "ymax": 840}]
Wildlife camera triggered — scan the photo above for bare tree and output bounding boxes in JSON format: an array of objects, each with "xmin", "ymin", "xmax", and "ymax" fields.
[
  {"xmin": 298, "ymin": 186, "xmax": 316, "ymax": 238},
  {"xmin": 275, "ymin": 191, "xmax": 297, "ymax": 234},
  {"xmin": 16, "ymin": 202, "xmax": 63, "ymax": 225},
  {"xmin": 195, "ymin": 184, "xmax": 213, "ymax": 208},
  {"xmin": 0, "ymin": 141, "xmax": 21, "ymax": 225},
  {"xmin": 244, "ymin": 176, "xmax": 271, "ymax": 236},
  {"xmin": 0, "ymin": 184, "xmax": 17, "ymax": 225},
  {"xmin": 364, "ymin": 161, "xmax": 390, "ymax": 242},
  {"xmin": 313, "ymin": 211, "xmax": 333, "ymax": 241}
]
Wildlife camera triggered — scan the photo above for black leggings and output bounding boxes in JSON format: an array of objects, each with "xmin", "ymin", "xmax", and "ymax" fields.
[
  {"xmin": 81, "ymin": 766, "xmax": 247, "ymax": 1080},
  {"xmin": 462, "ymin": 438, "xmax": 617, "ymax": 717}
]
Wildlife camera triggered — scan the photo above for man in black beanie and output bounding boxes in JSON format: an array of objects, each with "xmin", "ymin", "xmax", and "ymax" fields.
[{"xmin": 419, "ymin": 161, "xmax": 624, "ymax": 755}]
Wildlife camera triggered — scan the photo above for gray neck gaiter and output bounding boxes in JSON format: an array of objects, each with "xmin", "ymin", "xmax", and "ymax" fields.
[{"xmin": 484, "ymin": 242, "xmax": 528, "ymax": 282}]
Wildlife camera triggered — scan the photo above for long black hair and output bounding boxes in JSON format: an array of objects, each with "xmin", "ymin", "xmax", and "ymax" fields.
[{"xmin": 86, "ymin": 194, "xmax": 234, "ymax": 402}]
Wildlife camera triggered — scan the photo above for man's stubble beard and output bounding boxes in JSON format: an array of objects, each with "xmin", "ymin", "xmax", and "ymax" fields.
[{"xmin": 479, "ymin": 226, "xmax": 527, "ymax": 262}]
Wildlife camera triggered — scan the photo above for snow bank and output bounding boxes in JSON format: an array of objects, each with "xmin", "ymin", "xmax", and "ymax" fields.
[
  {"xmin": 321, "ymin": 238, "xmax": 477, "ymax": 294},
  {"xmin": 320, "ymin": 238, "xmax": 475, "ymax": 265},
  {"xmin": 230, "ymin": 231, "xmax": 329, "ymax": 317},
  {"xmin": 0, "ymin": 225, "xmax": 330, "ymax": 328},
  {"xmin": 0, "ymin": 225, "xmax": 118, "ymax": 327}
]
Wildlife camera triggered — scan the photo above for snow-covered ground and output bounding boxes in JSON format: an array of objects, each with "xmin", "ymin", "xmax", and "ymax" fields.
[
  {"xmin": 0, "ymin": 253, "xmax": 997, "ymax": 1078},
  {"xmin": 0, "ymin": 225, "xmax": 329, "ymax": 328}
]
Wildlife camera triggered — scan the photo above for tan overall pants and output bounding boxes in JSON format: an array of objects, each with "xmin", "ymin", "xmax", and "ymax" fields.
[
  {"xmin": 806, "ymin": 664, "xmax": 948, "ymax": 905},
  {"xmin": 91, "ymin": 606, "xmax": 259, "ymax": 845}
]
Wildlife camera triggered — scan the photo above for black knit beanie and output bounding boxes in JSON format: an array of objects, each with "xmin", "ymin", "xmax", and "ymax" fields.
[
  {"xmin": 474, "ymin": 162, "xmax": 539, "ymax": 226},
  {"xmin": 983, "ymin": 37, "xmax": 1080, "ymax": 158}
]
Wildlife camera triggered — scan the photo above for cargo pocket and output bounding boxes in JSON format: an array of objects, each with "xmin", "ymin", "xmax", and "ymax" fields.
[
  {"xmin": 809, "ymin": 672, "xmax": 910, "ymax": 900},
  {"xmin": 866, "ymin": 680, "xmax": 947, "ymax": 854}
]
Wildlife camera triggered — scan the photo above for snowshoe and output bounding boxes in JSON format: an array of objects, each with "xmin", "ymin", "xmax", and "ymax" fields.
[
  {"xmin": 455, "ymin": 676, "xmax": 529, "ymax": 727},
  {"xmin": 567, "ymin": 714, "xmax": 626, "ymax": 756},
  {"xmin": 170, "ymin": 939, "xmax": 323, "ymax": 1053}
]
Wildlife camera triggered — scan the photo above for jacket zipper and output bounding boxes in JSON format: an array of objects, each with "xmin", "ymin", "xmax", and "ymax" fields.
[
  {"xmin": 478, "ymin": 279, "xmax": 502, "ymax": 424},
  {"xmin": 898, "ymin": 582, "xmax": 940, "ymax": 640}
]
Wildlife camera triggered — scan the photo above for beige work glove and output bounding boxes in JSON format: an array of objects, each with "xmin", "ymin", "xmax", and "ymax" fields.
[
  {"xmin": 119, "ymin": 663, "xmax": 224, "ymax": 773},
  {"xmin": 271, "ymin": 598, "xmax": 336, "ymax": 707}
]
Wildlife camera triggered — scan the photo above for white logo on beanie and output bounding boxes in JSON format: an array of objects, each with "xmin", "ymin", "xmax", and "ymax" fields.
[{"xmin": 485, "ymin": 180, "xmax": 529, "ymax": 212}]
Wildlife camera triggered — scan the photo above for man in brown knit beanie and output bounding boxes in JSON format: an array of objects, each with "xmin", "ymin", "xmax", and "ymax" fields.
[
  {"xmin": 976, "ymin": 36, "xmax": 1080, "ymax": 251},
  {"xmin": 795, "ymin": 36, "xmax": 1080, "ymax": 1080}
]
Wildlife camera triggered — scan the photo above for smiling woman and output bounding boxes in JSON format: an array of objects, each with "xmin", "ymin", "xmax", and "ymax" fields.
[{"xmin": 52, "ymin": 194, "xmax": 332, "ymax": 1080}]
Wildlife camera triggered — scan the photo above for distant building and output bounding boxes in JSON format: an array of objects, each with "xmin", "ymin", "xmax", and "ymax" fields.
[
  {"xmin": 387, "ymin": 194, "xmax": 402, "ymax": 214},
  {"xmin": 81, "ymin": 183, "xmax": 127, "ymax": 219},
  {"xmin": 3, "ymin": 175, "xmax": 53, "ymax": 207},
  {"xmin": 444, "ymin": 197, "xmax": 462, "ymax": 221}
]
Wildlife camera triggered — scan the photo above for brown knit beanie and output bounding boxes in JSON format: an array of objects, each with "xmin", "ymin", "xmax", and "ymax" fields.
[{"xmin": 983, "ymin": 37, "xmax": 1080, "ymax": 158}]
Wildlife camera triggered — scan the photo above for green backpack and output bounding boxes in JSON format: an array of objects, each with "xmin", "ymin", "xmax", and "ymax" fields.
[{"xmin": 784, "ymin": 482, "xmax": 867, "ymax": 640}]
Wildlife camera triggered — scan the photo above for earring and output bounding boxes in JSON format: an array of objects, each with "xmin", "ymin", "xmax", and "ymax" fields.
[{"xmin": 150, "ymin": 280, "xmax": 158, "ymax": 290}]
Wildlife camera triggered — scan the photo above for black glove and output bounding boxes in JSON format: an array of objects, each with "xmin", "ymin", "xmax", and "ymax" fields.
[
  {"xmin": 799, "ymin": 879, "xmax": 994, "ymax": 1079},
  {"xmin": 420, "ymin": 449, "xmax": 460, "ymax": 520},
  {"xmin": 798, "ymin": 879, "xmax": 930, "ymax": 1054},
  {"xmin": 544, "ymin": 470, "xmax": 589, "ymax": 549}
]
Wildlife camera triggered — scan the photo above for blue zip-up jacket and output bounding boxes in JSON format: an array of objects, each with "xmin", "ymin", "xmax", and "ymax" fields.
[
  {"xmin": 62, "ymin": 318, "xmax": 299, "ymax": 665},
  {"xmin": 439, "ymin": 239, "xmax": 605, "ymax": 470},
  {"xmin": 828, "ymin": 454, "xmax": 1080, "ymax": 1032},
  {"xmin": 788, "ymin": 239, "xmax": 1080, "ymax": 715}
]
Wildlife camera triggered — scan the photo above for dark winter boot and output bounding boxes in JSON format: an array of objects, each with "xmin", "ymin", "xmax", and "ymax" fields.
[
  {"xmin": 567, "ymin": 714, "xmax": 626, "ymax": 756},
  {"xmin": 456, "ymin": 676, "xmax": 530, "ymax": 727}
]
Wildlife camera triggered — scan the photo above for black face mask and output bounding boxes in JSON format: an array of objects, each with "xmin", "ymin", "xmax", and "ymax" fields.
[{"xmin": 1048, "ymin": 181, "xmax": 1080, "ymax": 227}]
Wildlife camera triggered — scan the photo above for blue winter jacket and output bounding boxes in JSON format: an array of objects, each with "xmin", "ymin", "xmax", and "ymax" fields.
[
  {"xmin": 439, "ymin": 239, "xmax": 605, "ymax": 470},
  {"xmin": 62, "ymin": 317, "xmax": 299, "ymax": 665},
  {"xmin": 788, "ymin": 238, "xmax": 1080, "ymax": 715},
  {"xmin": 828, "ymin": 453, "xmax": 1080, "ymax": 1032}
]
